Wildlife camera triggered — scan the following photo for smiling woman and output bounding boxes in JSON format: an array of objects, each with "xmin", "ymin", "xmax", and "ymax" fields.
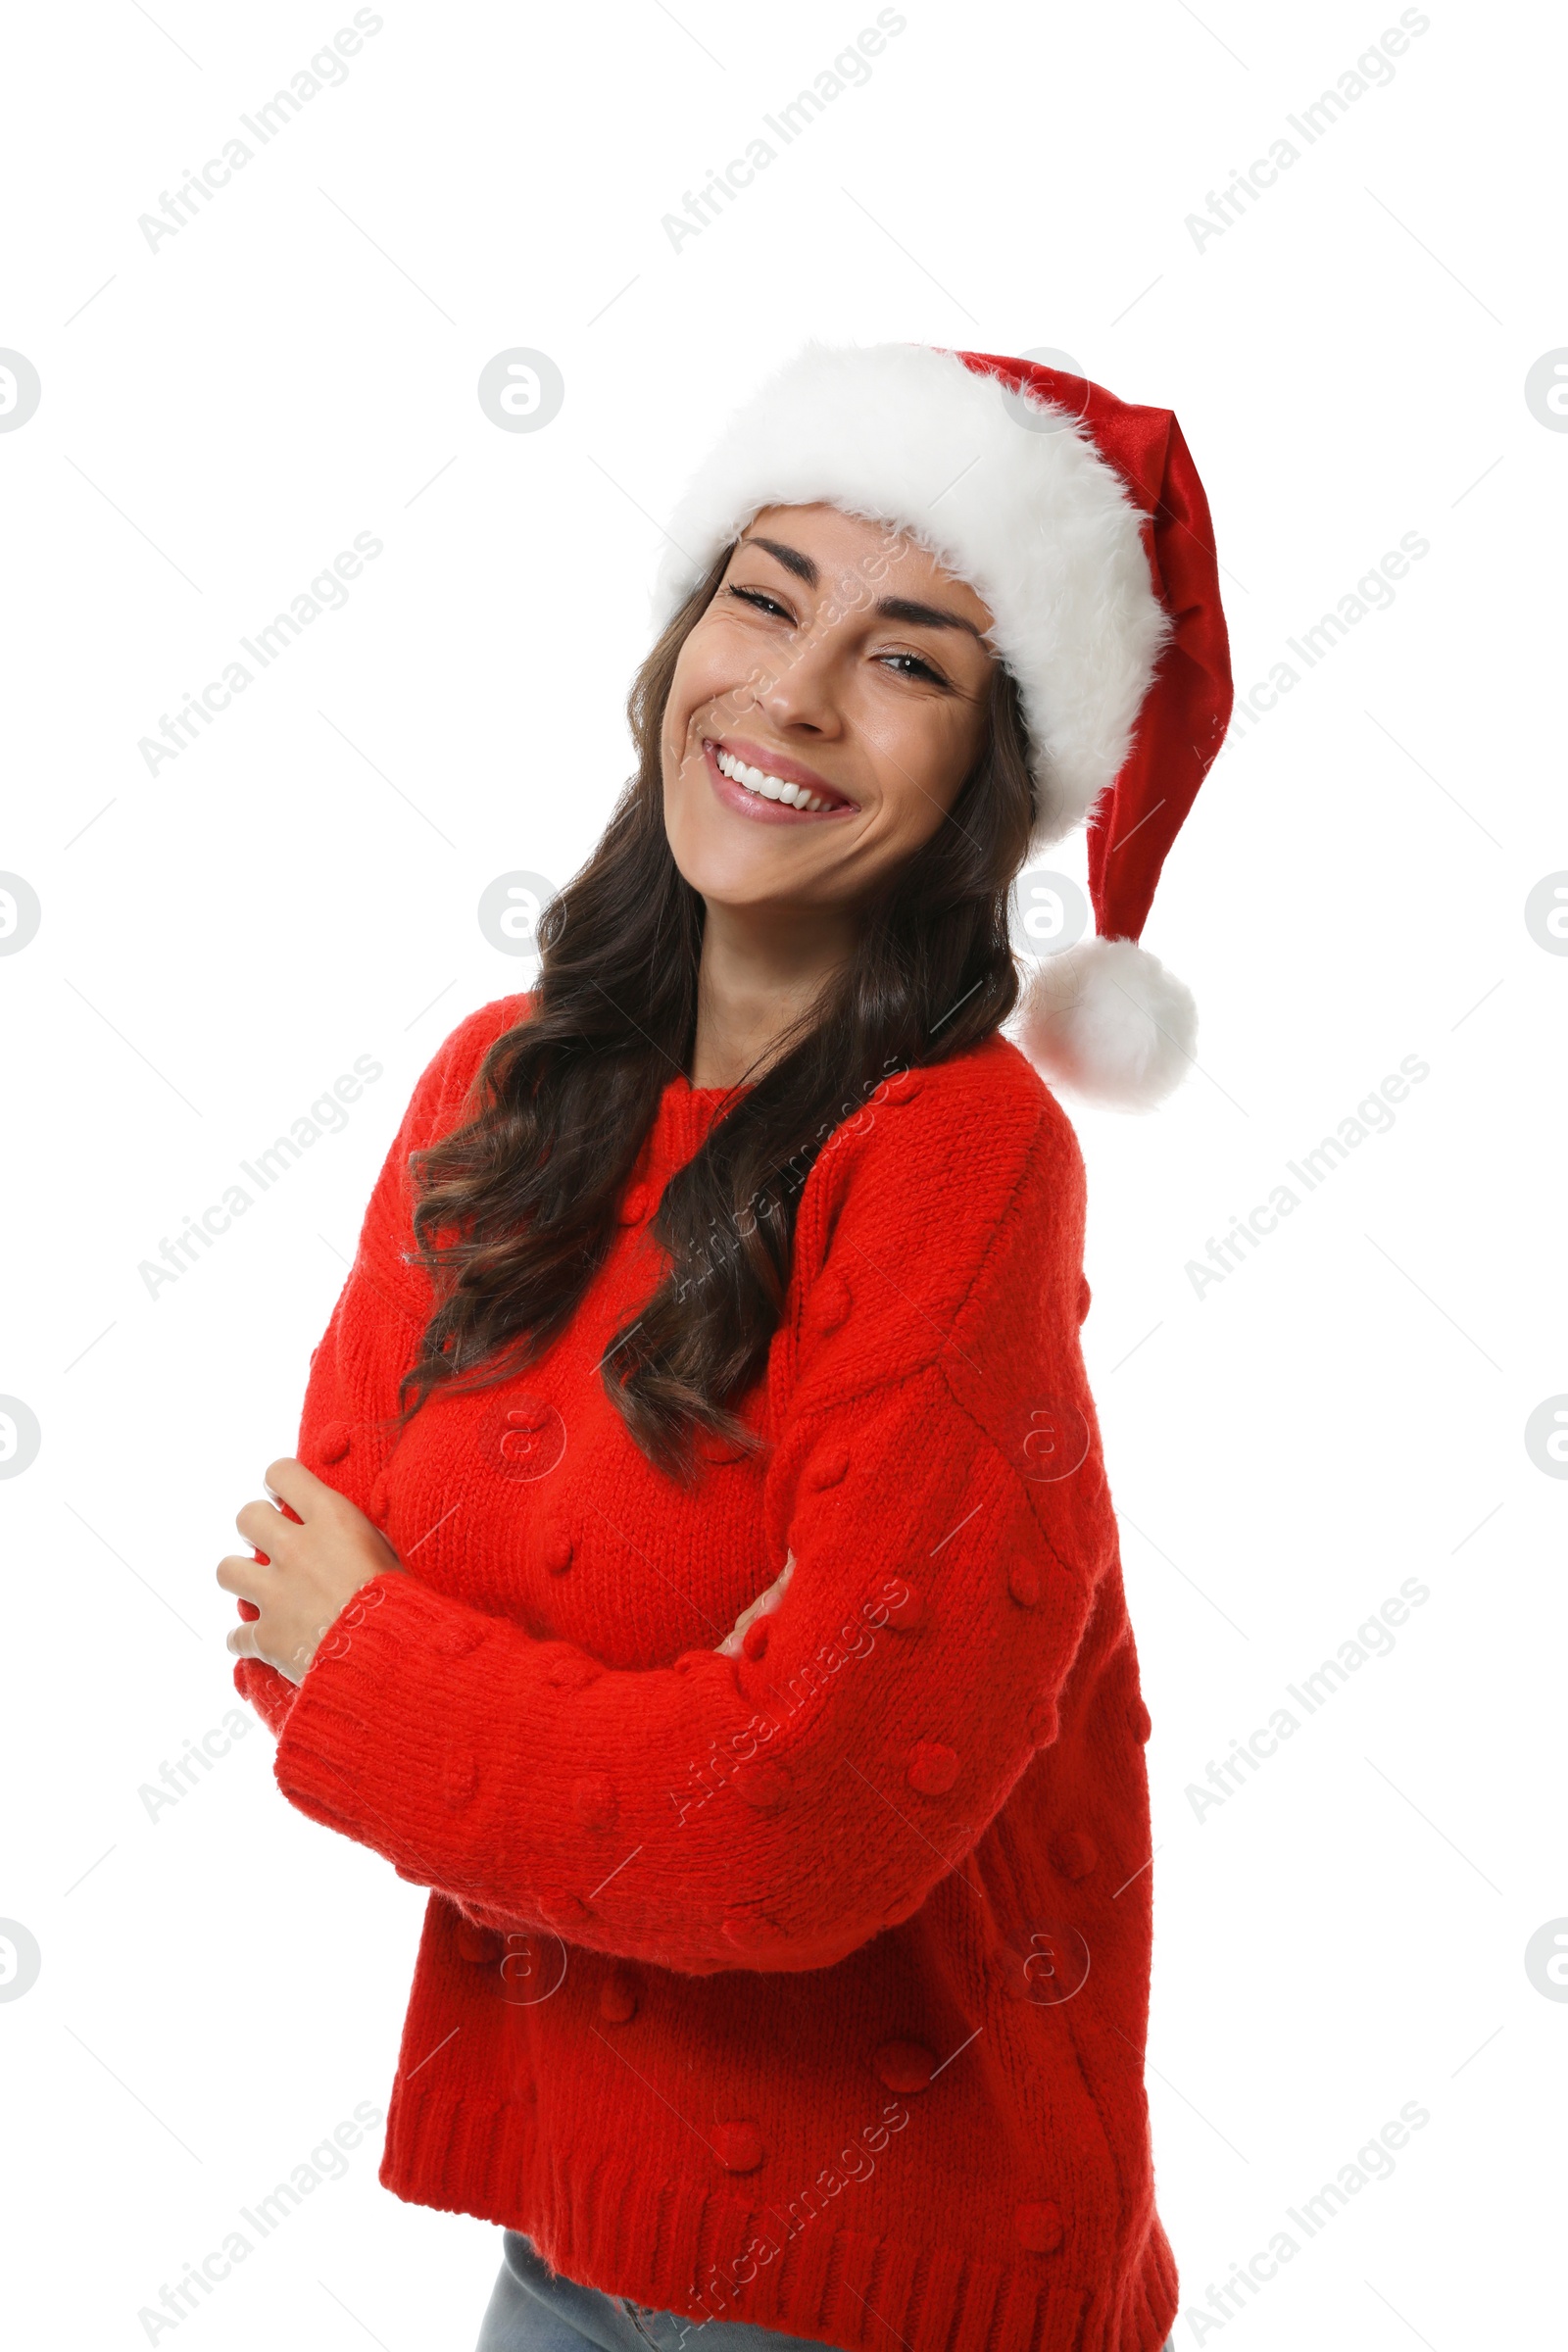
[
  {"xmin": 662, "ymin": 504, "xmax": 1009, "ymax": 1089},
  {"xmin": 222, "ymin": 341, "xmax": 1229, "ymax": 2352}
]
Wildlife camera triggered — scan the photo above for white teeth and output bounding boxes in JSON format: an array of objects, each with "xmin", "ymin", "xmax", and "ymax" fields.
[{"xmin": 713, "ymin": 746, "xmax": 836, "ymax": 813}]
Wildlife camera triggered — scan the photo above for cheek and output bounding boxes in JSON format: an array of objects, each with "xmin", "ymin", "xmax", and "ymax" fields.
[
  {"xmin": 663, "ymin": 625, "xmax": 779, "ymax": 806},
  {"xmin": 661, "ymin": 659, "xmax": 714, "ymax": 798},
  {"xmin": 869, "ymin": 701, "xmax": 987, "ymax": 833},
  {"xmin": 669, "ymin": 618, "xmax": 760, "ymax": 731}
]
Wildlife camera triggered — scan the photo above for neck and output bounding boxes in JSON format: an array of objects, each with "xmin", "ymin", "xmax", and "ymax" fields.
[{"xmin": 689, "ymin": 898, "xmax": 855, "ymax": 1089}]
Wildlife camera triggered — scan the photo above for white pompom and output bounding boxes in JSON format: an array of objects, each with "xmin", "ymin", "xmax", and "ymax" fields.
[{"xmin": 1015, "ymin": 937, "xmax": 1197, "ymax": 1110}]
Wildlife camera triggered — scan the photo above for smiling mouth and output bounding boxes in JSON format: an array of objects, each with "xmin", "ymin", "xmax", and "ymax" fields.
[{"xmin": 703, "ymin": 737, "xmax": 855, "ymax": 817}]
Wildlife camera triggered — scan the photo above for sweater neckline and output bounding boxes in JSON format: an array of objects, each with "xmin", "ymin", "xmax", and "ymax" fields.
[{"xmin": 648, "ymin": 1069, "xmax": 753, "ymax": 1171}]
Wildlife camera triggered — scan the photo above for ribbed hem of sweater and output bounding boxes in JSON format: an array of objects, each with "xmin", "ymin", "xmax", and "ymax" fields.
[{"xmin": 377, "ymin": 2075, "xmax": 1178, "ymax": 2352}]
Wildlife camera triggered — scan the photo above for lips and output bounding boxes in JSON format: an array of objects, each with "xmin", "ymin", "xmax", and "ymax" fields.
[{"xmin": 701, "ymin": 736, "xmax": 857, "ymax": 824}]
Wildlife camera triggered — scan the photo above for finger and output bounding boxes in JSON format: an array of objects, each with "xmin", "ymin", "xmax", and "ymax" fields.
[
  {"xmin": 226, "ymin": 1618, "xmax": 261, "ymax": 1660},
  {"xmin": 235, "ymin": 1497, "xmax": 290, "ymax": 1553},
  {"xmin": 263, "ymin": 1455, "xmax": 327, "ymax": 1520},
  {"xmin": 728, "ymin": 1593, "xmax": 764, "ymax": 1641},
  {"xmin": 216, "ymin": 1549, "xmax": 273, "ymax": 1601},
  {"xmin": 754, "ymin": 1556, "xmax": 796, "ymax": 1618}
]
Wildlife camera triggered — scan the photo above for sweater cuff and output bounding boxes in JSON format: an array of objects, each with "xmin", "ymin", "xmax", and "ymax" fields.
[
  {"xmin": 232, "ymin": 1655, "xmax": 300, "ymax": 1739},
  {"xmin": 270, "ymin": 1571, "xmax": 494, "ymax": 1854}
]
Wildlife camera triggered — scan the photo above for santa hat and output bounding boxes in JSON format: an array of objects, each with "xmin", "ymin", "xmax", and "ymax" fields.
[{"xmin": 654, "ymin": 341, "xmax": 1234, "ymax": 1109}]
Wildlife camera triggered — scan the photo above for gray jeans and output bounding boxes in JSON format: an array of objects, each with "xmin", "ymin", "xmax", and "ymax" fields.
[{"xmin": 475, "ymin": 2228, "xmax": 1175, "ymax": 2352}]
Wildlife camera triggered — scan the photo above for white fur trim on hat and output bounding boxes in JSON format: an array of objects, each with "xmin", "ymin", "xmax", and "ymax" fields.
[
  {"xmin": 654, "ymin": 341, "xmax": 1171, "ymax": 851},
  {"xmin": 1014, "ymin": 938, "xmax": 1197, "ymax": 1110}
]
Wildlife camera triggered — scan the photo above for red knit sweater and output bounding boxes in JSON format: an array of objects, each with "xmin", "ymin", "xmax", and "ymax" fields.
[{"xmin": 234, "ymin": 992, "xmax": 1177, "ymax": 2352}]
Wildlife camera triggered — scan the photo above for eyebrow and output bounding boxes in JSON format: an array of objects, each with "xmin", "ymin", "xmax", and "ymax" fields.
[
  {"xmin": 739, "ymin": 535, "xmax": 987, "ymax": 641},
  {"xmin": 873, "ymin": 595, "xmax": 987, "ymax": 642},
  {"xmin": 743, "ymin": 534, "xmax": 817, "ymax": 583}
]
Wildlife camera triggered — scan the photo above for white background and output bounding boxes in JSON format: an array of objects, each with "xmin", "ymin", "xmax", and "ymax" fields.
[{"xmin": 1, "ymin": 0, "xmax": 1562, "ymax": 2344}]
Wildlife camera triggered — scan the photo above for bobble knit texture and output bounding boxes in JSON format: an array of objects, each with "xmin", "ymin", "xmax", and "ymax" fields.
[{"xmin": 235, "ymin": 995, "xmax": 1177, "ymax": 2352}]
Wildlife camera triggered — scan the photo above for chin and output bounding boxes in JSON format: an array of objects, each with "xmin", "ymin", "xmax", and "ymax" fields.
[{"xmin": 671, "ymin": 834, "xmax": 783, "ymax": 906}]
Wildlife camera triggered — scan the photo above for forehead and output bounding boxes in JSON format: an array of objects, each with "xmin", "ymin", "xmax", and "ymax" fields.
[{"xmin": 741, "ymin": 502, "xmax": 993, "ymax": 629}]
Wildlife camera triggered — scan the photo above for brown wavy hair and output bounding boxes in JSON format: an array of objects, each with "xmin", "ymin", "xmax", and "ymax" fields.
[{"xmin": 396, "ymin": 545, "xmax": 1036, "ymax": 1479}]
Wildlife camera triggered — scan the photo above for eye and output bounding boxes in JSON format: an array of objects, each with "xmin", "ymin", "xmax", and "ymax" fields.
[
  {"xmin": 725, "ymin": 584, "xmax": 795, "ymax": 621},
  {"xmin": 877, "ymin": 650, "xmax": 948, "ymax": 686}
]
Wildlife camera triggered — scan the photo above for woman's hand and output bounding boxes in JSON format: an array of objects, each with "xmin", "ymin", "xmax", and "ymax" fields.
[
  {"xmin": 714, "ymin": 1550, "xmax": 795, "ymax": 1657},
  {"xmin": 219, "ymin": 1457, "xmax": 403, "ymax": 1685}
]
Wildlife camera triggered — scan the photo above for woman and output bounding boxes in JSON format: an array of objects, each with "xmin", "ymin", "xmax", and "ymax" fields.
[{"xmin": 220, "ymin": 341, "xmax": 1231, "ymax": 2352}]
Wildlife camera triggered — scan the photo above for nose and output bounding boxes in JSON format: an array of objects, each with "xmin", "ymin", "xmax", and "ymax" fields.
[{"xmin": 750, "ymin": 619, "xmax": 847, "ymax": 741}]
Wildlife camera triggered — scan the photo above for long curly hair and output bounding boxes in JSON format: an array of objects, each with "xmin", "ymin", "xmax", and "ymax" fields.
[{"xmin": 395, "ymin": 544, "xmax": 1036, "ymax": 1479}]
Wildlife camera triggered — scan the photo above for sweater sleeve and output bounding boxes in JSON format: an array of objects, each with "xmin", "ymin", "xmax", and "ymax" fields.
[
  {"xmin": 231, "ymin": 994, "xmax": 530, "ymax": 1740},
  {"xmin": 268, "ymin": 1061, "xmax": 1118, "ymax": 1976}
]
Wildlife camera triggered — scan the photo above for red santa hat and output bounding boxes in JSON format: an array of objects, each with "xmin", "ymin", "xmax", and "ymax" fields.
[{"xmin": 654, "ymin": 340, "xmax": 1234, "ymax": 1109}]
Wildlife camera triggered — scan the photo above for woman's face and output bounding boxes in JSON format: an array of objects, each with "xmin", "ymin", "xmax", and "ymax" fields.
[{"xmin": 662, "ymin": 504, "xmax": 997, "ymax": 914}]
